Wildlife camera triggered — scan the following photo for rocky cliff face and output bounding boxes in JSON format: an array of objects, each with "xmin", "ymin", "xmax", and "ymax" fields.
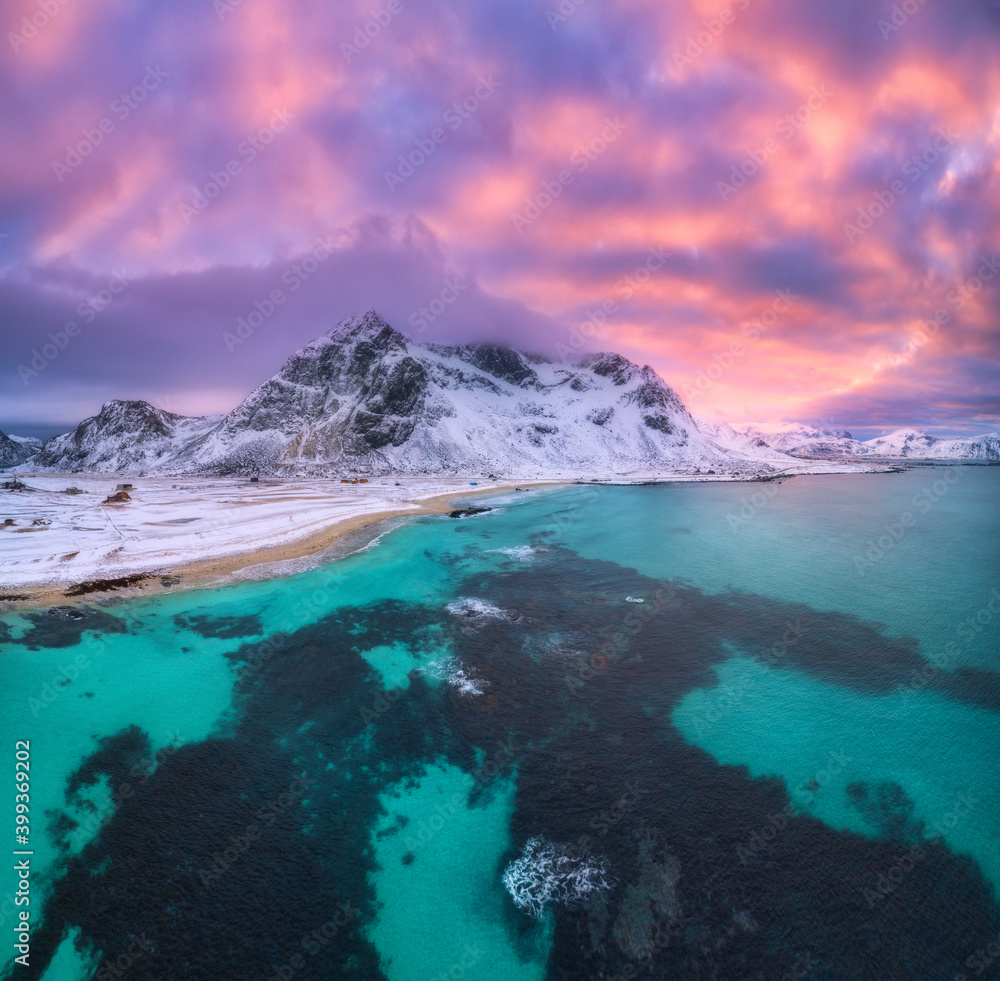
[
  {"xmin": 0, "ymin": 430, "xmax": 40, "ymax": 468},
  {"xmin": 173, "ymin": 310, "xmax": 726, "ymax": 475}
]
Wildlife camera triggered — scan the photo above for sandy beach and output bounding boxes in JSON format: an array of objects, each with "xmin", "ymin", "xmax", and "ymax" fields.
[
  {"xmin": 0, "ymin": 475, "xmax": 563, "ymax": 608},
  {"xmin": 0, "ymin": 461, "xmax": 889, "ymax": 608}
]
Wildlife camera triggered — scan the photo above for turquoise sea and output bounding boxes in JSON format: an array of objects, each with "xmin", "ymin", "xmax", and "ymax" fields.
[{"xmin": 1, "ymin": 467, "xmax": 998, "ymax": 980}]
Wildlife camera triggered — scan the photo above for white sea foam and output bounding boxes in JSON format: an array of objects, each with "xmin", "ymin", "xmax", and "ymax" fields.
[
  {"xmin": 355, "ymin": 530, "xmax": 389, "ymax": 553},
  {"xmin": 502, "ymin": 837, "xmax": 611, "ymax": 920},
  {"xmin": 487, "ymin": 545, "xmax": 536, "ymax": 563},
  {"xmin": 445, "ymin": 597, "xmax": 514, "ymax": 621},
  {"xmin": 422, "ymin": 655, "xmax": 489, "ymax": 696}
]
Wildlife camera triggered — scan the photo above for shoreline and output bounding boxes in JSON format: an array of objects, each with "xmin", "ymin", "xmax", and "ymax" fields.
[
  {"xmin": 0, "ymin": 462, "xmax": 915, "ymax": 611},
  {"xmin": 0, "ymin": 481, "xmax": 563, "ymax": 611}
]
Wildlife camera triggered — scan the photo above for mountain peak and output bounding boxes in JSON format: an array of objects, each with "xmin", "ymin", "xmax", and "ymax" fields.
[
  {"xmin": 578, "ymin": 352, "xmax": 640, "ymax": 386},
  {"xmin": 99, "ymin": 398, "xmax": 169, "ymax": 417},
  {"xmin": 326, "ymin": 309, "xmax": 401, "ymax": 344},
  {"xmin": 874, "ymin": 428, "xmax": 932, "ymax": 439}
]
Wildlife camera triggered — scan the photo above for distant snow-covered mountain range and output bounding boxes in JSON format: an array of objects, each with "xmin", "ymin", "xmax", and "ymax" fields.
[
  {"xmin": 733, "ymin": 423, "xmax": 1000, "ymax": 461},
  {"xmin": 3, "ymin": 311, "xmax": 997, "ymax": 476}
]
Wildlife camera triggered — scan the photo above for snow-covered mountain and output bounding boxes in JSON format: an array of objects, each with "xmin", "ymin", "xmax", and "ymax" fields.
[
  {"xmin": 0, "ymin": 430, "xmax": 41, "ymax": 468},
  {"xmin": 740, "ymin": 424, "xmax": 863, "ymax": 457},
  {"xmin": 860, "ymin": 429, "xmax": 941, "ymax": 458},
  {"xmin": 695, "ymin": 419, "xmax": 789, "ymax": 460},
  {"xmin": 26, "ymin": 311, "xmax": 758, "ymax": 477},
  {"xmin": 17, "ymin": 312, "xmax": 997, "ymax": 475},
  {"xmin": 176, "ymin": 311, "xmax": 735, "ymax": 475},
  {"xmin": 860, "ymin": 429, "xmax": 1000, "ymax": 459},
  {"xmin": 923, "ymin": 432, "xmax": 1000, "ymax": 460},
  {"xmin": 32, "ymin": 401, "xmax": 221, "ymax": 474},
  {"xmin": 740, "ymin": 424, "xmax": 1000, "ymax": 461}
]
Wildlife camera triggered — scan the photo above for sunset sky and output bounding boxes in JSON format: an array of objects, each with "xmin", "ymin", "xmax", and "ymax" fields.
[{"xmin": 2, "ymin": 0, "xmax": 999, "ymax": 439}]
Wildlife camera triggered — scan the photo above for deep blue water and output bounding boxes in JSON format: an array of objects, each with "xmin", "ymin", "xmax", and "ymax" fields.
[{"xmin": 1, "ymin": 468, "xmax": 998, "ymax": 980}]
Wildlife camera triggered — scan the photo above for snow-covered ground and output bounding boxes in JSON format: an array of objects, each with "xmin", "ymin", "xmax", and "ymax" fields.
[
  {"xmin": 0, "ymin": 463, "xmax": 886, "ymax": 599},
  {"xmin": 0, "ymin": 474, "xmax": 535, "ymax": 595}
]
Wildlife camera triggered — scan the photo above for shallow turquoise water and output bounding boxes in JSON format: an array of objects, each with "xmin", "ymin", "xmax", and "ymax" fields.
[
  {"xmin": 367, "ymin": 760, "xmax": 550, "ymax": 981},
  {"xmin": 1, "ymin": 467, "xmax": 997, "ymax": 980},
  {"xmin": 672, "ymin": 655, "xmax": 1000, "ymax": 888}
]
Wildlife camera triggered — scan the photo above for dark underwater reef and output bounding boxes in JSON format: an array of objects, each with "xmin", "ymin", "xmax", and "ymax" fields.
[{"xmin": 17, "ymin": 546, "xmax": 999, "ymax": 980}]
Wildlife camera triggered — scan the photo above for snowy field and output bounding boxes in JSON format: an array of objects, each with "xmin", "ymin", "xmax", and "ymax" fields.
[
  {"xmin": 0, "ymin": 464, "xmax": 883, "ymax": 597},
  {"xmin": 0, "ymin": 474, "xmax": 526, "ymax": 594}
]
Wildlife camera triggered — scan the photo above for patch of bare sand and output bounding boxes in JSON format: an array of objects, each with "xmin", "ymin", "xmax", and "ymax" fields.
[{"xmin": 0, "ymin": 483, "xmax": 563, "ymax": 609}]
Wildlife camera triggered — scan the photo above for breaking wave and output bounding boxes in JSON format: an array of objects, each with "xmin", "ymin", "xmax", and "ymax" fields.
[
  {"xmin": 445, "ymin": 597, "xmax": 515, "ymax": 621},
  {"xmin": 502, "ymin": 837, "xmax": 612, "ymax": 920},
  {"xmin": 422, "ymin": 655, "xmax": 489, "ymax": 696}
]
